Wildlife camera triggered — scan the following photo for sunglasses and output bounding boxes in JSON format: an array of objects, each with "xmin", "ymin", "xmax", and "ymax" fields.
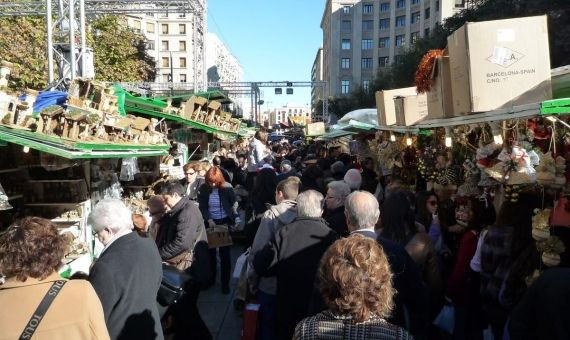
[{"xmin": 184, "ymin": 171, "xmax": 196, "ymax": 175}]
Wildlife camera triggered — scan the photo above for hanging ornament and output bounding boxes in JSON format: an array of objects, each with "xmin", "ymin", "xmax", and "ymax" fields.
[
  {"xmin": 537, "ymin": 236, "xmax": 565, "ymax": 267},
  {"xmin": 415, "ymin": 49, "xmax": 445, "ymax": 93},
  {"xmin": 0, "ymin": 182, "xmax": 13, "ymax": 210},
  {"xmin": 531, "ymin": 208, "xmax": 551, "ymax": 241}
]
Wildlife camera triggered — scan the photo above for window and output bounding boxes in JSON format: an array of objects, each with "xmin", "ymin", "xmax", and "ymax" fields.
[
  {"xmin": 147, "ymin": 41, "xmax": 155, "ymax": 50},
  {"xmin": 161, "ymin": 40, "xmax": 169, "ymax": 51},
  {"xmin": 180, "ymin": 74, "xmax": 187, "ymax": 82},
  {"xmin": 397, "ymin": 0, "xmax": 406, "ymax": 8},
  {"xmin": 361, "ymin": 58, "xmax": 372, "ymax": 69},
  {"xmin": 341, "ymin": 20, "xmax": 352, "ymax": 30},
  {"xmin": 425, "ymin": 27, "xmax": 430, "ymax": 37},
  {"xmin": 380, "ymin": 2, "xmax": 390, "ymax": 12},
  {"xmin": 133, "ymin": 20, "xmax": 141, "ymax": 32},
  {"xmin": 161, "ymin": 24, "xmax": 169, "ymax": 34},
  {"xmin": 411, "ymin": 31, "xmax": 420, "ymax": 43},
  {"xmin": 378, "ymin": 56, "xmax": 389, "ymax": 67},
  {"xmin": 179, "ymin": 57, "xmax": 186, "ymax": 68},
  {"xmin": 436, "ymin": 0, "xmax": 440, "ymax": 11},
  {"xmin": 179, "ymin": 40, "xmax": 186, "ymax": 51},
  {"xmin": 362, "ymin": 20, "xmax": 373, "ymax": 31},
  {"xmin": 341, "ymin": 80, "xmax": 350, "ymax": 94},
  {"xmin": 161, "ymin": 57, "xmax": 169, "ymax": 68},
  {"xmin": 341, "ymin": 39, "xmax": 351, "ymax": 50},
  {"xmin": 395, "ymin": 34, "xmax": 406, "ymax": 47},
  {"xmin": 425, "ymin": 7, "xmax": 430, "ymax": 19},
  {"xmin": 363, "ymin": 3, "xmax": 373, "ymax": 14},
  {"xmin": 162, "ymin": 74, "xmax": 170, "ymax": 82},
  {"xmin": 412, "ymin": 0, "xmax": 420, "ymax": 4},
  {"xmin": 411, "ymin": 12, "xmax": 420, "ymax": 24},
  {"xmin": 455, "ymin": 0, "xmax": 466, "ymax": 8},
  {"xmin": 379, "ymin": 18, "xmax": 390, "ymax": 29},
  {"xmin": 179, "ymin": 24, "xmax": 186, "ymax": 34},
  {"xmin": 361, "ymin": 39, "xmax": 373, "ymax": 50},
  {"xmin": 362, "ymin": 80, "xmax": 370, "ymax": 91},
  {"xmin": 146, "ymin": 22, "xmax": 155, "ymax": 33},
  {"xmin": 379, "ymin": 37, "xmax": 390, "ymax": 48},
  {"xmin": 396, "ymin": 15, "xmax": 406, "ymax": 27},
  {"xmin": 343, "ymin": 6, "xmax": 351, "ymax": 14},
  {"xmin": 341, "ymin": 58, "xmax": 350, "ymax": 69}
]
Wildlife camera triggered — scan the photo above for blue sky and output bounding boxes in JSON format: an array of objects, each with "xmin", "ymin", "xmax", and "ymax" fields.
[{"xmin": 207, "ymin": 0, "xmax": 325, "ymax": 110}]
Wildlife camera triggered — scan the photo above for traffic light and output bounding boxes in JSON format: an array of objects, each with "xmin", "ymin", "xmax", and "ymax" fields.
[
  {"xmin": 286, "ymin": 82, "xmax": 293, "ymax": 87},
  {"xmin": 286, "ymin": 88, "xmax": 293, "ymax": 95},
  {"xmin": 275, "ymin": 88, "xmax": 282, "ymax": 95}
]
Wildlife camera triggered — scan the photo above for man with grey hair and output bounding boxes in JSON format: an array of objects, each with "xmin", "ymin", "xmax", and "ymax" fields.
[
  {"xmin": 324, "ymin": 180, "xmax": 351, "ymax": 237},
  {"xmin": 88, "ymin": 199, "xmax": 164, "ymax": 340},
  {"xmin": 344, "ymin": 168, "xmax": 362, "ymax": 191},
  {"xmin": 276, "ymin": 159, "xmax": 297, "ymax": 182},
  {"xmin": 254, "ymin": 190, "xmax": 338, "ymax": 340},
  {"xmin": 344, "ymin": 191, "xmax": 429, "ymax": 338}
]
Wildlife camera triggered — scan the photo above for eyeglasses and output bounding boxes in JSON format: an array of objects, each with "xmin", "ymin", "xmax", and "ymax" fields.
[
  {"xmin": 184, "ymin": 171, "xmax": 196, "ymax": 175},
  {"xmin": 427, "ymin": 200, "xmax": 438, "ymax": 206}
]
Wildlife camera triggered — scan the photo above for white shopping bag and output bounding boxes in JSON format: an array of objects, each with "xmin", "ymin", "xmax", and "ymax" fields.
[
  {"xmin": 433, "ymin": 302, "xmax": 455, "ymax": 334},
  {"xmin": 233, "ymin": 250, "xmax": 249, "ymax": 280}
]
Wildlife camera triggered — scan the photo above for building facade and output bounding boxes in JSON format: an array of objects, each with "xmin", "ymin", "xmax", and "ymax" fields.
[
  {"xmin": 126, "ymin": 5, "xmax": 207, "ymax": 91},
  {"xmin": 311, "ymin": 48, "xmax": 324, "ymax": 121},
  {"xmin": 205, "ymin": 32, "xmax": 244, "ymax": 115},
  {"xmin": 320, "ymin": 0, "xmax": 469, "ymax": 98},
  {"xmin": 268, "ymin": 104, "xmax": 311, "ymax": 127}
]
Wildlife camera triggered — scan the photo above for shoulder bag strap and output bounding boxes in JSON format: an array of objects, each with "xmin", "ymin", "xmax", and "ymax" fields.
[{"xmin": 19, "ymin": 280, "xmax": 67, "ymax": 340}]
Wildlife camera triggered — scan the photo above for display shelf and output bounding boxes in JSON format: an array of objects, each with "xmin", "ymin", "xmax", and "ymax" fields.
[{"xmin": 0, "ymin": 167, "xmax": 22, "ymax": 174}]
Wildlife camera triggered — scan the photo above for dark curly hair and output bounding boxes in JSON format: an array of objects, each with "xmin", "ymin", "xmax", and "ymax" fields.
[
  {"xmin": 318, "ymin": 234, "xmax": 395, "ymax": 322},
  {"xmin": 0, "ymin": 217, "xmax": 68, "ymax": 282}
]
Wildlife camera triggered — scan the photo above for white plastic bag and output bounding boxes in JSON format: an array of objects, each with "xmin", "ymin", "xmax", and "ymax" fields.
[
  {"xmin": 119, "ymin": 157, "xmax": 139, "ymax": 181},
  {"xmin": 233, "ymin": 250, "xmax": 249, "ymax": 280},
  {"xmin": 433, "ymin": 302, "xmax": 455, "ymax": 334}
]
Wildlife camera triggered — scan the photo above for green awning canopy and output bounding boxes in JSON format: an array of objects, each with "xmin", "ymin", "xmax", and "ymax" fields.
[
  {"xmin": 322, "ymin": 129, "xmax": 356, "ymax": 140},
  {"xmin": 0, "ymin": 126, "xmax": 168, "ymax": 159},
  {"xmin": 541, "ymin": 98, "xmax": 570, "ymax": 115},
  {"xmin": 121, "ymin": 89, "xmax": 238, "ymax": 138},
  {"xmin": 155, "ymin": 90, "xmax": 232, "ymax": 105}
]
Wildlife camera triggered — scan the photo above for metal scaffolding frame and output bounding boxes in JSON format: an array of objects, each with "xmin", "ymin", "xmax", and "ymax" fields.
[
  {"xmin": 0, "ymin": 0, "xmax": 206, "ymax": 90},
  {"xmin": 208, "ymin": 81, "xmax": 330, "ymax": 123}
]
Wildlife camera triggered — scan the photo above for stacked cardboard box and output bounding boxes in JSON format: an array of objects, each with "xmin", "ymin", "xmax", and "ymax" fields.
[
  {"xmin": 448, "ymin": 15, "xmax": 552, "ymax": 115},
  {"xmin": 426, "ymin": 54, "xmax": 454, "ymax": 120},
  {"xmin": 376, "ymin": 87, "xmax": 417, "ymax": 126},
  {"xmin": 395, "ymin": 94, "xmax": 429, "ymax": 126}
]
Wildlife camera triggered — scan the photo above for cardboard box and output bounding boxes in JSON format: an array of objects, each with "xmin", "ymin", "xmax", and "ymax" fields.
[
  {"xmin": 305, "ymin": 122, "xmax": 325, "ymax": 136},
  {"xmin": 375, "ymin": 87, "xmax": 418, "ymax": 126},
  {"xmin": 394, "ymin": 94, "xmax": 429, "ymax": 126},
  {"xmin": 426, "ymin": 56, "xmax": 454, "ymax": 120},
  {"xmin": 447, "ymin": 15, "xmax": 552, "ymax": 115}
]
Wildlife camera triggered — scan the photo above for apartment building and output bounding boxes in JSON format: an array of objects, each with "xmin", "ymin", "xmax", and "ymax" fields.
[
  {"xmin": 126, "ymin": 9, "xmax": 206, "ymax": 91},
  {"xmin": 268, "ymin": 104, "xmax": 311, "ymax": 127},
  {"xmin": 311, "ymin": 48, "xmax": 324, "ymax": 121},
  {"xmin": 320, "ymin": 0, "xmax": 469, "ymax": 98},
  {"xmin": 205, "ymin": 32, "xmax": 244, "ymax": 115}
]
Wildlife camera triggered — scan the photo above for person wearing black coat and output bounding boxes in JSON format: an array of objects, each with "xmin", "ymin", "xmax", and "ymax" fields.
[
  {"xmin": 88, "ymin": 199, "xmax": 163, "ymax": 340},
  {"xmin": 254, "ymin": 190, "xmax": 338, "ymax": 340},
  {"xmin": 158, "ymin": 182, "xmax": 212, "ymax": 340},
  {"xmin": 323, "ymin": 181, "xmax": 351, "ymax": 237},
  {"xmin": 344, "ymin": 191, "xmax": 430, "ymax": 339},
  {"xmin": 197, "ymin": 166, "xmax": 239, "ymax": 293}
]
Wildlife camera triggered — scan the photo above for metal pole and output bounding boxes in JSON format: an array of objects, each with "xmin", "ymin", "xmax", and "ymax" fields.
[
  {"xmin": 69, "ymin": 0, "xmax": 76, "ymax": 81},
  {"xmin": 170, "ymin": 51, "xmax": 174, "ymax": 95},
  {"xmin": 79, "ymin": 0, "xmax": 86, "ymax": 78},
  {"xmin": 46, "ymin": 0, "xmax": 54, "ymax": 83}
]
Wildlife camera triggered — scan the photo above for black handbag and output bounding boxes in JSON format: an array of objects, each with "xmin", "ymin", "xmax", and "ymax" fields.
[{"xmin": 158, "ymin": 264, "xmax": 191, "ymax": 306}]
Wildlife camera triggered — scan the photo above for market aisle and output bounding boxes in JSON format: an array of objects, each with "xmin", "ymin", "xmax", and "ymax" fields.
[{"xmin": 198, "ymin": 244, "xmax": 244, "ymax": 340}]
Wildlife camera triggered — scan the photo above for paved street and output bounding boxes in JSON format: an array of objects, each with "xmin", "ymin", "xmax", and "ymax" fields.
[{"xmin": 198, "ymin": 245, "xmax": 244, "ymax": 339}]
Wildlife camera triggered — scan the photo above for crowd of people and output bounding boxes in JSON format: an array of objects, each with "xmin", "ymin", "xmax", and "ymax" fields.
[{"xmin": 0, "ymin": 130, "xmax": 569, "ymax": 340}]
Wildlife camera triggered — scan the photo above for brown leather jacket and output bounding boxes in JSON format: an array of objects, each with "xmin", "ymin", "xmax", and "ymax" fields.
[{"xmin": 405, "ymin": 231, "xmax": 443, "ymax": 296}]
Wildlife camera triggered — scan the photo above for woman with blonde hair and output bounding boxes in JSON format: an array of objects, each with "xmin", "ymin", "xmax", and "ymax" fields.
[{"xmin": 294, "ymin": 234, "xmax": 411, "ymax": 340}]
